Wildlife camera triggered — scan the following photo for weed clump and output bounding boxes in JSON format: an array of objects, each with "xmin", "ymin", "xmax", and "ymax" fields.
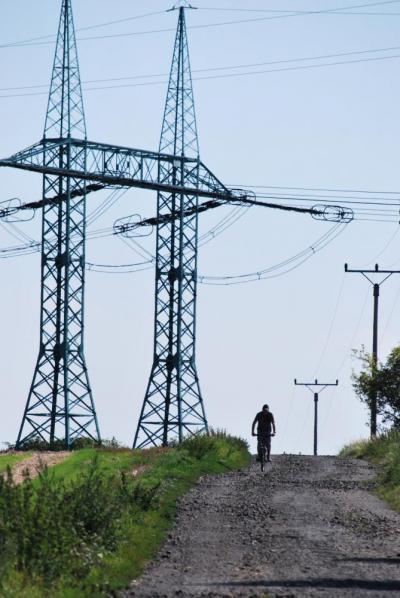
[
  {"xmin": 0, "ymin": 457, "xmax": 158, "ymax": 585},
  {"xmin": 176, "ymin": 429, "xmax": 249, "ymax": 461}
]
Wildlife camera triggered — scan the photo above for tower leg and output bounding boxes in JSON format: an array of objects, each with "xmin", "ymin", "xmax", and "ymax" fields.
[
  {"xmin": 17, "ymin": 168, "xmax": 100, "ymax": 448},
  {"xmin": 134, "ymin": 187, "xmax": 208, "ymax": 448}
]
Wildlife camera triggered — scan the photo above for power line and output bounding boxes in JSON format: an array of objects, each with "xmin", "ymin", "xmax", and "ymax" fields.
[
  {"xmin": 3, "ymin": 50, "xmax": 400, "ymax": 100},
  {"xmin": 112, "ymin": 193, "xmax": 353, "ymax": 239},
  {"xmin": 77, "ymin": 10, "xmax": 167, "ymax": 32},
  {"xmin": 314, "ymin": 273, "xmax": 346, "ymax": 376},
  {"xmin": 379, "ymin": 278, "xmax": 400, "ymax": 342},
  {"xmin": 364, "ymin": 226, "xmax": 400, "ymax": 266},
  {"xmin": 230, "ymin": 183, "xmax": 400, "ymax": 195},
  {"xmin": 200, "ymin": 1, "xmax": 400, "ymax": 14},
  {"xmin": 250, "ymin": 190, "xmax": 400, "ymax": 204},
  {"xmin": 86, "ymin": 259, "xmax": 152, "ymax": 273},
  {"xmin": 3, "ymin": 1, "xmax": 400, "ymax": 50},
  {"xmin": 1, "ymin": 193, "xmax": 397, "ymax": 267},
  {"xmin": 0, "ymin": 10, "xmax": 168, "ymax": 48},
  {"xmin": 200, "ymin": 205, "xmax": 252, "ymax": 246},
  {"xmin": 3, "ymin": 43, "xmax": 400, "ymax": 94},
  {"xmin": 202, "ymin": 9, "xmax": 400, "ymax": 15},
  {"xmin": 87, "ymin": 187, "xmax": 128, "ymax": 227},
  {"xmin": 83, "ymin": 222, "xmax": 346, "ymax": 279},
  {"xmin": 197, "ymin": 223, "xmax": 347, "ymax": 285}
]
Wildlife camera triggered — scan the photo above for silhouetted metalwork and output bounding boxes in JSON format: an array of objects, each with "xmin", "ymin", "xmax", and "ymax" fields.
[
  {"xmin": 134, "ymin": 7, "xmax": 208, "ymax": 448},
  {"xmin": 0, "ymin": 0, "xmax": 353, "ymax": 450},
  {"xmin": 0, "ymin": 198, "xmax": 34, "ymax": 222},
  {"xmin": 0, "ymin": 1, "xmax": 247, "ymax": 450},
  {"xmin": 344, "ymin": 263, "xmax": 400, "ymax": 437},
  {"xmin": 113, "ymin": 196, "xmax": 352, "ymax": 237},
  {"xmin": 15, "ymin": 0, "xmax": 100, "ymax": 448},
  {"xmin": 1, "ymin": 139, "xmax": 237, "ymax": 200},
  {"xmin": 311, "ymin": 204, "xmax": 353, "ymax": 223},
  {"xmin": 294, "ymin": 379, "xmax": 339, "ymax": 455}
]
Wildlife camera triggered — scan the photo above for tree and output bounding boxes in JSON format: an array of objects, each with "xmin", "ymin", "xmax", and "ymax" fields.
[{"xmin": 352, "ymin": 345, "xmax": 400, "ymax": 429}]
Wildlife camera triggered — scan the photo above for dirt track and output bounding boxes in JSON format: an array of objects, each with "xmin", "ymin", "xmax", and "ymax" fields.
[
  {"xmin": 124, "ymin": 455, "xmax": 400, "ymax": 598},
  {"xmin": 5, "ymin": 452, "xmax": 70, "ymax": 484}
]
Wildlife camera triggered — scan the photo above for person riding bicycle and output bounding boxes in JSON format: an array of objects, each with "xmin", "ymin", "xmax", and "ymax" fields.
[{"xmin": 252, "ymin": 404, "xmax": 276, "ymax": 463}]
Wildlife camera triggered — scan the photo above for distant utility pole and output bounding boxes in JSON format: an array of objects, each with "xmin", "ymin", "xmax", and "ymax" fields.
[
  {"xmin": 294, "ymin": 379, "xmax": 339, "ymax": 456},
  {"xmin": 344, "ymin": 263, "xmax": 400, "ymax": 437}
]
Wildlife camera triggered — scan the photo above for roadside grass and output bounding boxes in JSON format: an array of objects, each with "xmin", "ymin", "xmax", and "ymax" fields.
[
  {"xmin": 35, "ymin": 448, "xmax": 136, "ymax": 483},
  {"xmin": 0, "ymin": 452, "xmax": 32, "ymax": 473},
  {"xmin": 340, "ymin": 429, "xmax": 400, "ymax": 511},
  {"xmin": 0, "ymin": 431, "xmax": 250, "ymax": 597}
]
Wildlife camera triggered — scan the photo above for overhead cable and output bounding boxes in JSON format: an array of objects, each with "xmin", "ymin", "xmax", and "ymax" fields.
[
  {"xmin": 197, "ymin": 223, "xmax": 347, "ymax": 285},
  {"xmin": 2, "ymin": 43, "xmax": 400, "ymax": 94},
  {"xmin": 2, "ymin": 1, "xmax": 400, "ymax": 49}
]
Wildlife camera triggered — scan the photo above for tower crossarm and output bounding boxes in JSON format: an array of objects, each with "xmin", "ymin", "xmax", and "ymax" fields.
[{"xmin": 0, "ymin": 138, "xmax": 235, "ymax": 202}]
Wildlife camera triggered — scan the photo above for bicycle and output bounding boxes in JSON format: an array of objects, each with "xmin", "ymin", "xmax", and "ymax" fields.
[
  {"xmin": 256, "ymin": 433, "xmax": 274, "ymax": 471},
  {"xmin": 257, "ymin": 436, "xmax": 267, "ymax": 471}
]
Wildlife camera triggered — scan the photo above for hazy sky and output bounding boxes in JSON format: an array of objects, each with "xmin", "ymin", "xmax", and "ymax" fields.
[{"xmin": 1, "ymin": 0, "xmax": 400, "ymax": 454}]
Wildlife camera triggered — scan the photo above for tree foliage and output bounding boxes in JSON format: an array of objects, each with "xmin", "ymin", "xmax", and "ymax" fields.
[{"xmin": 353, "ymin": 345, "xmax": 400, "ymax": 429}]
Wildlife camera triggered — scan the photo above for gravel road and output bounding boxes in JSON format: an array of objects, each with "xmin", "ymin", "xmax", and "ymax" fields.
[{"xmin": 124, "ymin": 455, "xmax": 400, "ymax": 598}]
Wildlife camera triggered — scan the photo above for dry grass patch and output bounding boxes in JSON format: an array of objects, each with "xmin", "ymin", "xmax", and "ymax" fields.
[{"xmin": 10, "ymin": 452, "xmax": 71, "ymax": 484}]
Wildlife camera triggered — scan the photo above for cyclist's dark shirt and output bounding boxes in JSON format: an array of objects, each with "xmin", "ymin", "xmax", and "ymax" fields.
[{"xmin": 255, "ymin": 411, "xmax": 274, "ymax": 435}]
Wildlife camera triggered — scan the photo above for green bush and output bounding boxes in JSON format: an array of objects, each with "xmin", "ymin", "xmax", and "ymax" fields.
[
  {"xmin": 177, "ymin": 434, "xmax": 217, "ymax": 459},
  {"xmin": 0, "ymin": 434, "xmax": 250, "ymax": 595},
  {"xmin": 176, "ymin": 429, "xmax": 249, "ymax": 461},
  {"xmin": 0, "ymin": 457, "xmax": 158, "ymax": 584}
]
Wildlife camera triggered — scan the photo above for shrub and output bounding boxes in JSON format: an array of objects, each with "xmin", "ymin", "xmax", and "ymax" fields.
[
  {"xmin": 176, "ymin": 429, "xmax": 249, "ymax": 460},
  {"xmin": 0, "ymin": 458, "xmax": 159, "ymax": 584},
  {"xmin": 177, "ymin": 434, "xmax": 217, "ymax": 459}
]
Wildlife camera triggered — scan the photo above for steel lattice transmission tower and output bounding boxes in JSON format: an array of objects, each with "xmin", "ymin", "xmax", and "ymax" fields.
[
  {"xmin": 134, "ymin": 6, "xmax": 208, "ymax": 447},
  {"xmin": 16, "ymin": 0, "xmax": 100, "ymax": 448}
]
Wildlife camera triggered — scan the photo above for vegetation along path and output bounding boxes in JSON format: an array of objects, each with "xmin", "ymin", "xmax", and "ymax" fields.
[{"xmin": 124, "ymin": 455, "xmax": 400, "ymax": 598}]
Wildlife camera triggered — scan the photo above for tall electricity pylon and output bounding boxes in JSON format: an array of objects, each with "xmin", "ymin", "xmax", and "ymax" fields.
[
  {"xmin": 1, "ymin": 0, "xmax": 250, "ymax": 450},
  {"xmin": 134, "ymin": 6, "xmax": 208, "ymax": 447},
  {"xmin": 16, "ymin": 0, "xmax": 100, "ymax": 448}
]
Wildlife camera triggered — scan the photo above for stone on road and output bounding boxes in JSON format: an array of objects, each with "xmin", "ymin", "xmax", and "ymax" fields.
[{"xmin": 124, "ymin": 455, "xmax": 400, "ymax": 597}]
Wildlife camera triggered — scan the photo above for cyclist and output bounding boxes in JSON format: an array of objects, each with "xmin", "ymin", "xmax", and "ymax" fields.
[{"xmin": 252, "ymin": 404, "xmax": 276, "ymax": 463}]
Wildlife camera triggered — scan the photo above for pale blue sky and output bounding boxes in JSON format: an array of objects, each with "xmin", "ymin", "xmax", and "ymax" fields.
[{"xmin": 1, "ymin": 0, "xmax": 400, "ymax": 454}]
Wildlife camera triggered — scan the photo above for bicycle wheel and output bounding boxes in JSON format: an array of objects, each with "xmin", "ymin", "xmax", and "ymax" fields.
[{"xmin": 260, "ymin": 445, "xmax": 266, "ymax": 472}]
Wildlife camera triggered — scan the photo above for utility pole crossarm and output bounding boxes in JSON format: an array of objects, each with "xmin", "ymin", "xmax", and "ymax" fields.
[
  {"xmin": 0, "ymin": 138, "xmax": 237, "ymax": 202},
  {"xmin": 345, "ymin": 263, "xmax": 400, "ymax": 275},
  {"xmin": 294, "ymin": 379, "xmax": 339, "ymax": 391}
]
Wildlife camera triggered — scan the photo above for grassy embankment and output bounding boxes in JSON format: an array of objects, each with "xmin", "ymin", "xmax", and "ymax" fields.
[
  {"xmin": 0, "ymin": 432, "xmax": 250, "ymax": 597},
  {"xmin": 340, "ymin": 429, "xmax": 400, "ymax": 511}
]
